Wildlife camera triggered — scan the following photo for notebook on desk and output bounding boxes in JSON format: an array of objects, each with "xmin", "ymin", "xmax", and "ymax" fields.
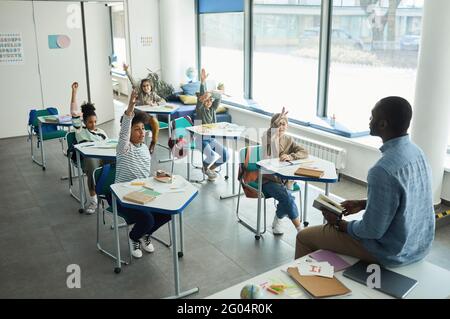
[
  {"xmin": 294, "ymin": 167, "xmax": 324, "ymax": 178},
  {"xmin": 343, "ymin": 261, "xmax": 418, "ymax": 299},
  {"xmin": 287, "ymin": 267, "xmax": 351, "ymax": 298}
]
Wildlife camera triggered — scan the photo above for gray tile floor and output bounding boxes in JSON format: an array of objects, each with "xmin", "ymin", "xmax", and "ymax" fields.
[{"xmin": 0, "ymin": 100, "xmax": 449, "ymax": 298}]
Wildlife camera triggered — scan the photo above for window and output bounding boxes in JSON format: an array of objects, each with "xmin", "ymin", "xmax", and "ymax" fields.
[
  {"xmin": 200, "ymin": 12, "xmax": 244, "ymax": 96},
  {"xmin": 252, "ymin": 1, "xmax": 321, "ymax": 120},
  {"xmin": 197, "ymin": 0, "xmax": 427, "ymax": 138},
  {"xmin": 111, "ymin": 4, "xmax": 127, "ymax": 74},
  {"xmin": 327, "ymin": 0, "xmax": 424, "ymax": 130}
]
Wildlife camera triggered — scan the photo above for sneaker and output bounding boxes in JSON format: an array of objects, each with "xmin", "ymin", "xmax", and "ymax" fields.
[
  {"xmin": 140, "ymin": 234, "xmax": 155, "ymax": 253},
  {"xmin": 202, "ymin": 167, "xmax": 217, "ymax": 181},
  {"xmin": 85, "ymin": 201, "xmax": 97, "ymax": 215},
  {"xmin": 272, "ymin": 216, "xmax": 284, "ymax": 235},
  {"xmin": 131, "ymin": 240, "xmax": 143, "ymax": 258}
]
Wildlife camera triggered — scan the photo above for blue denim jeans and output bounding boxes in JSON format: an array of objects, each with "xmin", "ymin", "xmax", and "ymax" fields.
[
  {"xmin": 262, "ymin": 181, "xmax": 299, "ymax": 220},
  {"xmin": 197, "ymin": 137, "xmax": 229, "ymax": 167}
]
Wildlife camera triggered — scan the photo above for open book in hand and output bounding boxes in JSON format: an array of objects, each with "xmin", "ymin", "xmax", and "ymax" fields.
[{"xmin": 313, "ymin": 194, "xmax": 344, "ymax": 216}]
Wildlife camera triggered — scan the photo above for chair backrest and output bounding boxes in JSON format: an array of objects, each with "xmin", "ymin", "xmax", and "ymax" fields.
[
  {"xmin": 94, "ymin": 164, "xmax": 116, "ymax": 199},
  {"xmin": 28, "ymin": 107, "xmax": 59, "ymax": 134},
  {"xmin": 65, "ymin": 131, "xmax": 77, "ymax": 162},
  {"xmin": 172, "ymin": 116, "xmax": 193, "ymax": 139},
  {"xmin": 238, "ymin": 145, "xmax": 262, "ymax": 198},
  {"xmin": 168, "ymin": 116, "xmax": 193, "ymax": 160},
  {"xmin": 239, "ymin": 145, "xmax": 261, "ymax": 172}
]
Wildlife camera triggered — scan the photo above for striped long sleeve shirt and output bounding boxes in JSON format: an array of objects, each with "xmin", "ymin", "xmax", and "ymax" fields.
[{"xmin": 115, "ymin": 113, "xmax": 151, "ymax": 183}]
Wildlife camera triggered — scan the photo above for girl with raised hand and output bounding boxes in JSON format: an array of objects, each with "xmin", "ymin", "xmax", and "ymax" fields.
[
  {"xmin": 70, "ymin": 82, "xmax": 108, "ymax": 214},
  {"xmin": 261, "ymin": 107, "xmax": 308, "ymax": 235},
  {"xmin": 123, "ymin": 63, "xmax": 164, "ymax": 154}
]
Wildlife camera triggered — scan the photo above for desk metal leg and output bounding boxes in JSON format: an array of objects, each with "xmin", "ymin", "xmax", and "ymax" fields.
[
  {"xmin": 255, "ymin": 169, "xmax": 263, "ymax": 240},
  {"xmin": 76, "ymin": 150, "xmax": 86, "ymax": 213},
  {"xmin": 303, "ymin": 182, "xmax": 309, "ymax": 227},
  {"xmin": 39, "ymin": 121, "xmax": 46, "ymax": 170},
  {"xmin": 178, "ymin": 213, "xmax": 184, "ymax": 258},
  {"xmin": 220, "ymin": 138, "xmax": 241, "ymax": 200},
  {"xmin": 165, "ymin": 214, "xmax": 199, "ymax": 299},
  {"xmin": 112, "ymin": 194, "xmax": 122, "ymax": 274},
  {"xmin": 187, "ymin": 146, "xmax": 191, "ymax": 181},
  {"xmin": 32, "ymin": 121, "xmax": 46, "ymax": 170},
  {"xmin": 323, "ymin": 183, "xmax": 330, "ymax": 224},
  {"xmin": 159, "ymin": 114, "xmax": 173, "ymax": 163}
]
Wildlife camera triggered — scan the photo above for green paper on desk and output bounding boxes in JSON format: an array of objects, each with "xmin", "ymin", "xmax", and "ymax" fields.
[{"xmin": 140, "ymin": 188, "xmax": 161, "ymax": 197}]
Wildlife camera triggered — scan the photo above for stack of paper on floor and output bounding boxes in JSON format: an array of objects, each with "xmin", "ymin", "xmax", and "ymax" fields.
[
  {"xmin": 294, "ymin": 167, "xmax": 324, "ymax": 178},
  {"xmin": 313, "ymin": 194, "xmax": 345, "ymax": 216}
]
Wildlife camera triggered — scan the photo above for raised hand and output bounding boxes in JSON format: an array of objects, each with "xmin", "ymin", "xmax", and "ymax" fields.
[
  {"xmin": 71, "ymin": 82, "xmax": 79, "ymax": 92},
  {"xmin": 200, "ymin": 68, "xmax": 209, "ymax": 83},
  {"xmin": 126, "ymin": 89, "xmax": 139, "ymax": 116},
  {"xmin": 129, "ymin": 89, "xmax": 138, "ymax": 105},
  {"xmin": 123, "ymin": 63, "xmax": 129, "ymax": 72}
]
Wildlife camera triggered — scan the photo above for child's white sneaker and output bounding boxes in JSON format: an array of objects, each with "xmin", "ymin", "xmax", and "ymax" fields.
[
  {"xmin": 140, "ymin": 234, "xmax": 155, "ymax": 253},
  {"xmin": 272, "ymin": 216, "xmax": 284, "ymax": 235}
]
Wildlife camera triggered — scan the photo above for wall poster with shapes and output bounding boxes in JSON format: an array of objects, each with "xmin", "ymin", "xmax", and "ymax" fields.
[{"xmin": 0, "ymin": 32, "xmax": 24, "ymax": 65}]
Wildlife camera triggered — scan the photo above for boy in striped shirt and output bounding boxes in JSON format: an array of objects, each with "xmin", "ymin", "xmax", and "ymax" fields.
[{"xmin": 114, "ymin": 90, "xmax": 171, "ymax": 258}]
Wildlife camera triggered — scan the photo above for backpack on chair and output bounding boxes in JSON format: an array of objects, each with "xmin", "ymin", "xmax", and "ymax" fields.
[{"xmin": 237, "ymin": 146, "xmax": 261, "ymax": 198}]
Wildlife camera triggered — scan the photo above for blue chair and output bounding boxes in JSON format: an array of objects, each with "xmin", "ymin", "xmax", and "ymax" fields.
[
  {"xmin": 28, "ymin": 107, "xmax": 67, "ymax": 170},
  {"xmin": 170, "ymin": 116, "xmax": 207, "ymax": 183},
  {"xmin": 94, "ymin": 164, "xmax": 172, "ymax": 272},
  {"xmin": 93, "ymin": 164, "xmax": 133, "ymax": 268},
  {"xmin": 65, "ymin": 131, "xmax": 85, "ymax": 204},
  {"xmin": 236, "ymin": 145, "xmax": 303, "ymax": 240}
]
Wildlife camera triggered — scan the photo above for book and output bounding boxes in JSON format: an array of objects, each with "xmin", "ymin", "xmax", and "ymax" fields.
[
  {"xmin": 154, "ymin": 170, "xmax": 172, "ymax": 183},
  {"xmin": 343, "ymin": 261, "xmax": 418, "ymax": 299},
  {"xmin": 309, "ymin": 250, "xmax": 351, "ymax": 272},
  {"xmin": 294, "ymin": 167, "xmax": 324, "ymax": 178},
  {"xmin": 41, "ymin": 115, "xmax": 58, "ymax": 123},
  {"xmin": 123, "ymin": 190, "xmax": 156, "ymax": 205},
  {"xmin": 287, "ymin": 267, "xmax": 351, "ymax": 298},
  {"xmin": 312, "ymin": 194, "xmax": 344, "ymax": 216}
]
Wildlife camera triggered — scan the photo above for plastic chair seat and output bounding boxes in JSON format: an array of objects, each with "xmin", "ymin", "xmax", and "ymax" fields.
[
  {"xmin": 42, "ymin": 129, "xmax": 67, "ymax": 141},
  {"xmin": 159, "ymin": 121, "xmax": 169, "ymax": 129}
]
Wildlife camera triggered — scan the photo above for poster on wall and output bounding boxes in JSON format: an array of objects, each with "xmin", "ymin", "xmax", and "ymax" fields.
[
  {"xmin": 48, "ymin": 35, "xmax": 71, "ymax": 49},
  {"xmin": 0, "ymin": 32, "xmax": 24, "ymax": 65}
]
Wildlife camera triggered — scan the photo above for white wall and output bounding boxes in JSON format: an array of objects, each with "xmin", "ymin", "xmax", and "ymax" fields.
[
  {"xmin": 84, "ymin": 2, "xmax": 114, "ymax": 124},
  {"xmin": 159, "ymin": 0, "xmax": 196, "ymax": 88},
  {"xmin": 0, "ymin": 1, "xmax": 44, "ymax": 138},
  {"xmin": 33, "ymin": 1, "xmax": 88, "ymax": 114},
  {"xmin": 125, "ymin": 0, "xmax": 161, "ymax": 81}
]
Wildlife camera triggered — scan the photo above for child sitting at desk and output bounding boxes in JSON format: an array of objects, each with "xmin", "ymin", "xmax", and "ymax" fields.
[
  {"xmin": 195, "ymin": 68, "xmax": 229, "ymax": 181},
  {"xmin": 123, "ymin": 63, "xmax": 165, "ymax": 154},
  {"xmin": 261, "ymin": 108, "xmax": 308, "ymax": 235},
  {"xmin": 113, "ymin": 89, "xmax": 171, "ymax": 259},
  {"xmin": 70, "ymin": 82, "xmax": 108, "ymax": 214}
]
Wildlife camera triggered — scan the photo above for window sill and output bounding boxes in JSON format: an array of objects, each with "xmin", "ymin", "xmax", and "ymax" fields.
[{"xmin": 222, "ymin": 99, "xmax": 382, "ymax": 152}]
